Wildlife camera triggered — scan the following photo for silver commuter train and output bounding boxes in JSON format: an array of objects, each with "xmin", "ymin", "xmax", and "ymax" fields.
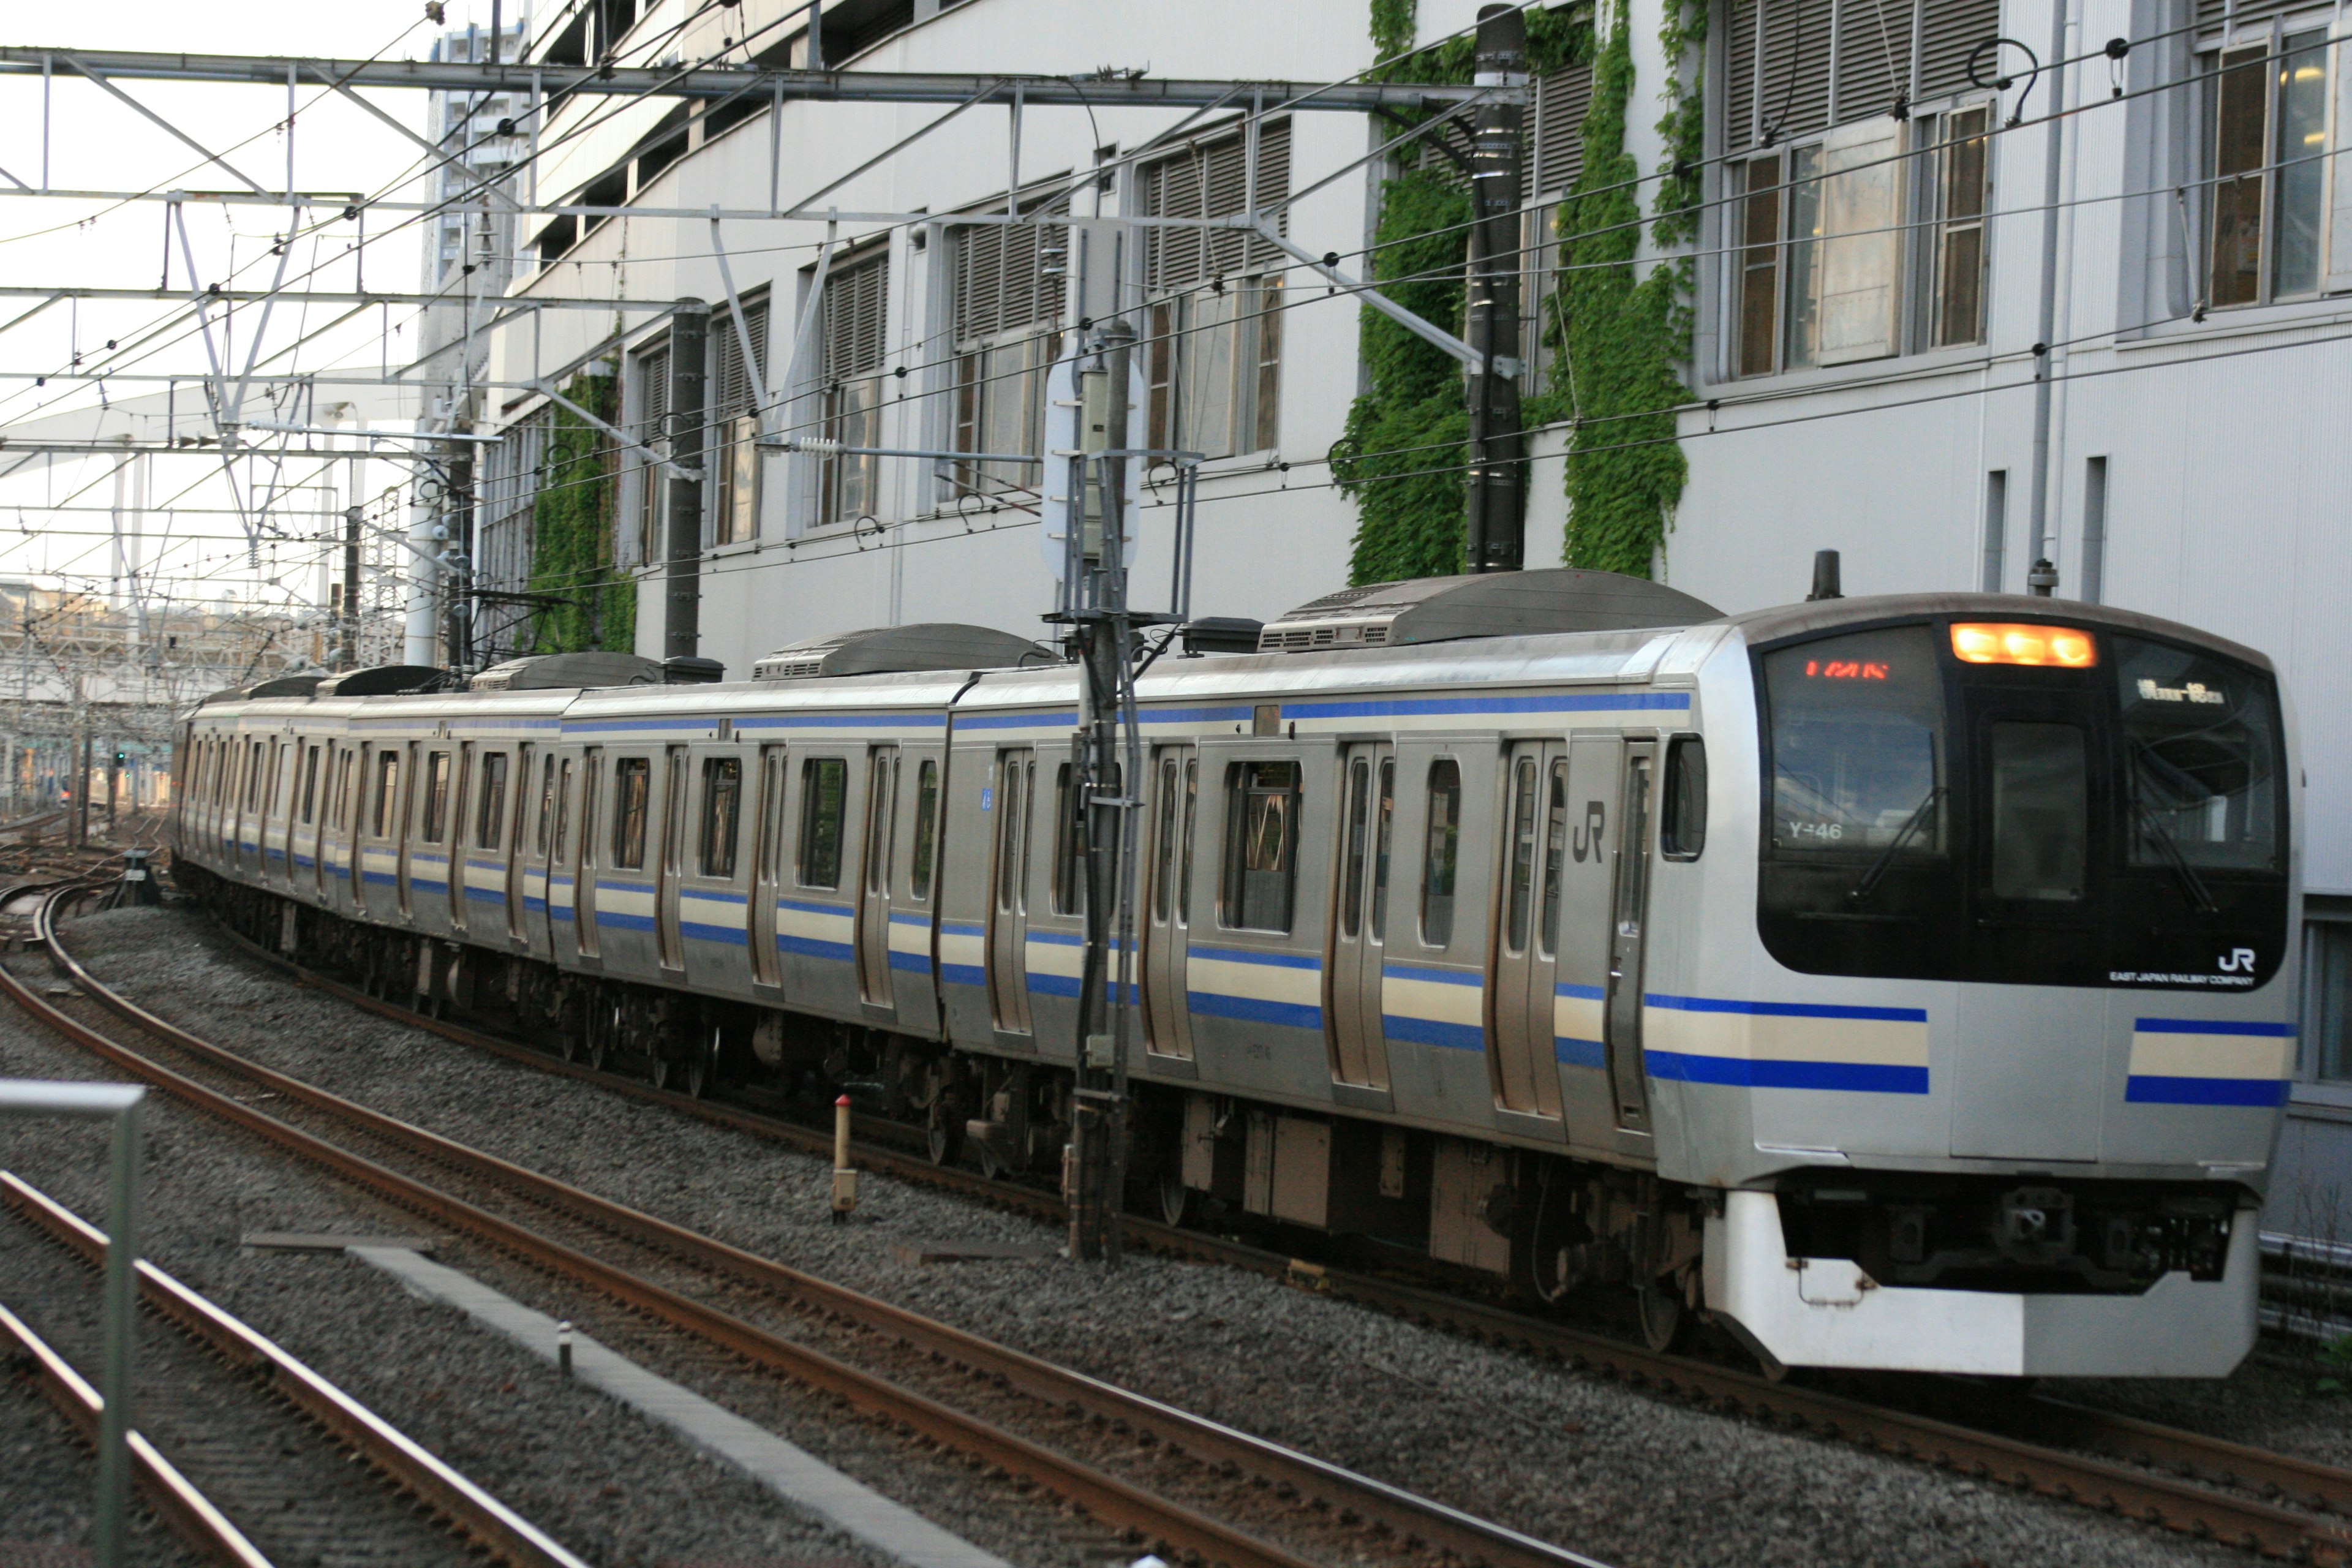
[{"xmin": 169, "ymin": 570, "xmax": 2297, "ymax": 1378}]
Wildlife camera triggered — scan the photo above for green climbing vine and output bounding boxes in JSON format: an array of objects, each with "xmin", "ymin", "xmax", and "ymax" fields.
[
  {"xmin": 1333, "ymin": 0, "xmax": 1703, "ymax": 584},
  {"xmin": 526, "ymin": 372, "xmax": 638, "ymax": 655}
]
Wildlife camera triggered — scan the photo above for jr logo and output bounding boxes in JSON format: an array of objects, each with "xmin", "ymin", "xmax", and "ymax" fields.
[
  {"xmin": 1572, "ymin": 801, "xmax": 1607, "ymax": 862},
  {"xmin": 2218, "ymin": 947, "xmax": 2258, "ymax": 973}
]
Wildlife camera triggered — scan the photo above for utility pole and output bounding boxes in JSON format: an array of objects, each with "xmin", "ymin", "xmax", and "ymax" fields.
[
  {"xmin": 1463, "ymin": 4, "xmax": 1528, "ymax": 574},
  {"xmin": 2026, "ymin": 0, "xmax": 2070, "ymax": 597},
  {"xmin": 341, "ymin": 453, "xmax": 363, "ymax": 669},
  {"xmin": 665, "ymin": 299, "xmax": 711, "ymax": 662},
  {"xmin": 444, "ymin": 451, "xmax": 475, "ymax": 671}
]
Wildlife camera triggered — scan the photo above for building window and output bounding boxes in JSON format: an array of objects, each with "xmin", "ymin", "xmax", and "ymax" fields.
[
  {"xmin": 633, "ymin": 344, "xmax": 668, "ymax": 564},
  {"xmin": 1139, "ymin": 122, "xmax": 1291, "ymax": 461},
  {"xmin": 947, "ymin": 191, "xmax": 1067, "ymax": 511},
  {"xmin": 712, "ymin": 295, "xmax": 768, "ymax": 544},
  {"xmin": 1721, "ymin": 0, "xmax": 1999, "ymax": 377},
  {"xmin": 2203, "ymin": 27, "xmax": 2337, "ymax": 309},
  {"xmin": 814, "ymin": 249, "xmax": 889, "ymax": 527},
  {"xmin": 1523, "ymin": 61, "xmax": 1594, "ymax": 390},
  {"xmin": 2308, "ymin": 921, "xmax": 2352, "ymax": 1082}
]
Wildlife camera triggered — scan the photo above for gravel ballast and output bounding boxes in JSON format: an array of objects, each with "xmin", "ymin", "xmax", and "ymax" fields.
[{"xmin": 7, "ymin": 901, "xmax": 2278, "ymax": 1567}]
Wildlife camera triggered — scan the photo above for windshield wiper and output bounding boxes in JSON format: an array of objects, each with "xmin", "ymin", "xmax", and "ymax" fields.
[
  {"xmin": 2138, "ymin": 806, "xmax": 2220, "ymax": 915},
  {"xmin": 1849, "ymin": 786, "xmax": 1943, "ymax": 906},
  {"xmin": 2129, "ymin": 740, "xmax": 2221, "ymax": 915}
]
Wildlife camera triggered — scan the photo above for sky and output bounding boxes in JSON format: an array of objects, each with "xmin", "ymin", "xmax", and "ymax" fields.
[{"xmin": 0, "ymin": 1, "xmax": 521, "ymax": 612}]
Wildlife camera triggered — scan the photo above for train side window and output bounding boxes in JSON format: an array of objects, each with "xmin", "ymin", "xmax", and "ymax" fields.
[
  {"xmin": 371, "ymin": 752, "xmax": 399, "ymax": 837},
  {"xmin": 1505, "ymin": 756, "xmax": 1539, "ymax": 954},
  {"xmin": 910, "ymin": 760, "xmax": 940, "ymax": 900},
  {"xmin": 797, "ymin": 757, "xmax": 847, "ymax": 888},
  {"xmin": 421, "ymin": 751, "xmax": 452, "ymax": 842},
  {"xmin": 536, "ymin": 755, "xmax": 557, "ymax": 856},
  {"xmin": 475, "ymin": 752, "xmax": 509, "ymax": 850},
  {"xmin": 612, "ymin": 757, "xmax": 651, "ymax": 869},
  {"xmin": 245, "ymin": 741, "xmax": 265, "ymax": 810},
  {"xmin": 1420, "ymin": 760, "xmax": 1462, "ymax": 948},
  {"xmin": 1220, "ymin": 760, "xmax": 1300, "ymax": 933},
  {"xmin": 1053, "ymin": 762, "xmax": 1087, "ymax": 916},
  {"xmin": 299, "ymin": 745, "xmax": 321, "ymax": 824},
  {"xmin": 1660, "ymin": 736, "xmax": 1708, "ymax": 861},
  {"xmin": 700, "ymin": 756, "xmax": 742, "ymax": 877},
  {"xmin": 1370, "ymin": 759, "xmax": 1395, "ymax": 940}
]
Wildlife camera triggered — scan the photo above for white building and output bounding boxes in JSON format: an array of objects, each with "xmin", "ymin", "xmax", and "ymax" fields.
[{"xmin": 473, "ymin": 0, "xmax": 2352, "ymax": 1220}]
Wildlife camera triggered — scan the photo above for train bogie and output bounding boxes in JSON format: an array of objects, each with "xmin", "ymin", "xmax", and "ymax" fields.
[{"xmin": 171, "ymin": 575, "xmax": 2297, "ymax": 1378}]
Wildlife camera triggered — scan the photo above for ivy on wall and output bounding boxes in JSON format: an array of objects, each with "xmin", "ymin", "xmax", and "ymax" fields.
[
  {"xmin": 527, "ymin": 372, "xmax": 638, "ymax": 654},
  {"xmin": 1333, "ymin": 0, "xmax": 1702, "ymax": 584}
]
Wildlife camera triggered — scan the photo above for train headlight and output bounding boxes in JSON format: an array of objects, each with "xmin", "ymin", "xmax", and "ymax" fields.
[{"xmin": 1950, "ymin": 622, "xmax": 2098, "ymax": 668}]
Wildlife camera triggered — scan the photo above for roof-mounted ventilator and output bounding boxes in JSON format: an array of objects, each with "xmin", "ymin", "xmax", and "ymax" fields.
[
  {"xmin": 753, "ymin": 624, "xmax": 1052, "ymax": 680},
  {"xmin": 1257, "ymin": 568, "xmax": 1722, "ymax": 653},
  {"xmin": 471, "ymin": 651, "xmax": 665, "ymax": 691},
  {"xmin": 310, "ymin": 665, "xmax": 459, "ymax": 698}
]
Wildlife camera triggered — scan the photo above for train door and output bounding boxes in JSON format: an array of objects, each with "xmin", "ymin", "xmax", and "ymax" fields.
[
  {"xmin": 656, "ymin": 745, "xmax": 688, "ymax": 971},
  {"xmin": 395, "ymin": 742, "xmax": 419, "ymax": 919},
  {"xmin": 576, "ymin": 748, "xmax": 603, "ymax": 960},
  {"xmin": 542, "ymin": 755, "xmax": 574, "ymax": 951},
  {"xmin": 301, "ymin": 742, "xmax": 325, "ymax": 896},
  {"xmin": 1491, "ymin": 741, "xmax": 1567, "ymax": 1119},
  {"xmin": 1325, "ymin": 744, "xmax": 1393, "ymax": 1088},
  {"xmin": 749, "ymin": 745, "xmax": 785, "ymax": 989},
  {"xmin": 1142, "ymin": 745, "xmax": 1198, "ymax": 1060},
  {"xmin": 507, "ymin": 745, "xmax": 536, "ymax": 943},
  {"xmin": 987, "ymin": 748, "xmax": 1035, "ymax": 1036},
  {"xmin": 856, "ymin": 747, "xmax": 900, "ymax": 1009},
  {"xmin": 448, "ymin": 743, "xmax": 475, "ymax": 930},
  {"xmin": 1604, "ymin": 741, "xmax": 1658, "ymax": 1133}
]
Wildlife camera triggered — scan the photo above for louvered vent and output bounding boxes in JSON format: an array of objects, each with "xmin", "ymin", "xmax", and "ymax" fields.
[
  {"xmin": 1917, "ymin": 0, "xmax": 2002, "ymax": 102},
  {"xmin": 954, "ymin": 187, "xmax": 1071, "ymax": 345},
  {"xmin": 1139, "ymin": 120, "xmax": 1292, "ymax": 294},
  {"xmin": 1532, "ymin": 63, "xmax": 1594, "ymax": 197},
  {"xmin": 2196, "ymin": 0, "xmax": 2307, "ymax": 34},
  {"xmin": 1834, "ymin": 0, "xmax": 1914, "ymax": 121},
  {"xmin": 821, "ymin": 248, "xmax": 890, "ymax": 381},
  {"xmin": 1725, "ymin": 0, "xmax": 2001, "ymax": 155},
  {"xmin": 712, "ymin": 294, "xmax": 769, "ymax": 417}
]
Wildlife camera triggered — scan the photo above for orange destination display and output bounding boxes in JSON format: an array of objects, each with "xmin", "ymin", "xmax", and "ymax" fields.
[{"xmin": 1950, "ymin": 622, "xmax": 2098, "ymax": 668}]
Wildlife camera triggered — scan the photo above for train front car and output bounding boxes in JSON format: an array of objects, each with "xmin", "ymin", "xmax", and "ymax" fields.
[{"xmin": 1681, "ymin": 594, "xmax": 2293, "ymax": 1377}]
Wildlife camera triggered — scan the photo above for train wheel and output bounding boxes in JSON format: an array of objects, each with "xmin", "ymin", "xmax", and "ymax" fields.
[
  {"xmin": 925, "ymin": 1098, "xmax": 963, "ymax": 1166},
  {"xmin": 1156, "ymin": 1164, "xmax": 1193, "ymax": 1228},
  {"xmin": 684, "ymin": 1024, "xmax": 722, "ymax": 1099},
  {"xmin": 1635, "ymin": 1281, "xmax": 1684, "ymax": 1355},
  {"xmin": 587, "ymin": 998, "xmax": 618, "ymax": 1072}
]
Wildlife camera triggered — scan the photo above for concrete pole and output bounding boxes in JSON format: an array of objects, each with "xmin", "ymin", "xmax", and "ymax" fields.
[
  {"xmin": 2026, "ymin": 0, "xmax": 2071, "ymax": 596},
  {"xmin": 1463, "ymin": 4, "xmax": 1528, "ymax": 574},
  {"xmin": 665, "ymin": 300, "xmax": 711, "ymax": 662},
  {"xmin": 404, "ymin": 477, "xmax": 440, "ymax": 666}
]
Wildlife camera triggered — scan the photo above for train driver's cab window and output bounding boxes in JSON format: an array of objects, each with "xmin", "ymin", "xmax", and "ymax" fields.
[
  {"xmin": 1420, "ymin": 760, "xmax": 1462, "ymax": 947},
  {"xmin": 612, "ymin": 757, "xmax": 651, "ymax": 869},
  {"xmin": 2114, "ymin": 635, "xmax": 2282, "ymax": 873},
  {"xmin": 1221, "ymin": 760, "xmax": 1300, "ymax": 932},
  {"xmin": 798, "ymin": 757, "xmax": 847, "ymax": 888},
  {"xmin": 1660, "ymin": 737, "xmax": 1707, "ymax": 859},
  {"xmin": 1765, "ymin": 625, "xmax": 1946, "ymax": 862},
  {"xmin": 700, "ymin": 756, "xmax": 742, "ymax": 878},
  {"xmin": 371, "ymin": 752, "xmax": 399, "ymax": 837},
  {"xmin": 476, "ymin": 753, "xmax": 509, "ymax": 850},
  {"xmin": 421, "ymin": 751, "xmax": 453, "ymax": 843}
]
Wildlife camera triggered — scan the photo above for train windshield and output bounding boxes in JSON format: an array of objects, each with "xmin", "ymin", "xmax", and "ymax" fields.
[
  {"xmin": 1758, "ymin": 619, "xmax": 2290, "ymax": 989},
  {"xmin": 2114, "ymin": 635, "xmax": 2281, "ymax": 872},
  {"xmin": 1763, "ymin": 626, "xmax": 1945, "ymax": 857}
]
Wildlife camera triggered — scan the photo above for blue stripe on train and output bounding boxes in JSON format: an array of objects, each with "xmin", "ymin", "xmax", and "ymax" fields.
[
  {"xmin": 1646, "ymin": 1049, "xmax": 1930, "ymax": 1095},
  {"xmin": 2125, "ymin": 1075, "xmax": 2291, "ymax": 1106},
  {"xmin": 1188, "ymin": 991, "xmax": 1321, "ymax": 1030}
]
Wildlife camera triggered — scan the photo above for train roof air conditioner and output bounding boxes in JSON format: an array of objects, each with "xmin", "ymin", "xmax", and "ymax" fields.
[
  {"xmin": 470, "ymin": 651, "xmax": 665, "ymax": 691},
  {"xmin": 753, "ymin": 624, "xmax": 1053, "ymax": 681},
  {"xmin": 1257, "ymin": 568, "xmax": 1722, "ymax": 654},
  {"xmin": 310, "ymin": 665, "xmax": 459, "ymax": 698}
]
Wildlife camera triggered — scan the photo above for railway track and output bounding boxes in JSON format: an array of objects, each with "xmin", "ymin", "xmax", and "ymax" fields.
[
  {"xmin": 161, "ymin": 898, "xmax": 2352, "ymax": 1564},
  {"xmin": 3, "ymin": 886, "xmax": 1620, "ymax": 1568},
  {"xmin": 0, "ymin": 1168, "xmax": 587, "ymax": 1568}
]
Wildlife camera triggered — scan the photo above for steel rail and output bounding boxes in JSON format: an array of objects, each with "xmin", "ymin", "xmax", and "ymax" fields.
[
  {"xmin": 0, "ymin": 1300, "xmax": 273, "ymax": 1568},
  {"xmin": 0, "ymin": 1170, "xmax": 592, "ymax": 1568},
  {"xmin": 0, "ymin": 48, "xmax": 1495, "ymax": 111},
  {"xmin": 10, "ymin": 895, "xmax": 1591, "ymax": 1568},
  {"xmin": 186, "ymin": 913, "xmax": 2352, "ymax": 1562}
]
